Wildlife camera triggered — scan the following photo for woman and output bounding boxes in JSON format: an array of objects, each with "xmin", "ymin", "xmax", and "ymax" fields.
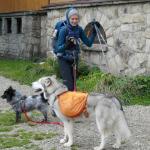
[{"xmin": 56, "ymin": 7, "xmax": 96, "ymax": 91}]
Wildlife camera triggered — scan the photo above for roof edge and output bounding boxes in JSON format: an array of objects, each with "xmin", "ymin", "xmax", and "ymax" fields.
[{"xmin": 43, "ymin": 0, "xmax": 150, "ymax": 10}]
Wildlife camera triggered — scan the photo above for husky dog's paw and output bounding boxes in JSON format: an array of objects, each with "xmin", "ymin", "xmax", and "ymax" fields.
[
  {"xmin": 64, "ymin": 142, "xmax": 72, "ymax": 147},
  {"xmin": 60, "ymin": 138, "xmax": 67, "ymax": 144},
  {"xmin": 94, "ymin": 146, "xmax": 104, "ymax": 150},
  {"xmin": 112, "ymin": 143, "xmax": 120, "ymax": 149}
]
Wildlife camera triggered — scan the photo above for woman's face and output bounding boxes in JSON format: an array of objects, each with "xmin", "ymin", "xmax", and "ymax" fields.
[{"xmin": 69, "ymin": 15, "xmax": 79, "ymax": 26}]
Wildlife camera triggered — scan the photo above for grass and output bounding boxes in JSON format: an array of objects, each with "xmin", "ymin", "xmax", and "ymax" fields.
[
  {"xmin": 0, "ymin": 111, "xmax": 16, "ymax": 126},
  {"xmin": 0, "ymin": 58, "xmax": 59, "ymax": 85},
  {"xmin": 0, "ymin": 110, "xmax": 58, "ymax": 148},
  {"xmin": 0, "ymin": 58, "xmax": 149, "ymax": 105},
  {"xmin": 77, "ymin": 68, "xmax": 150, "ymax": 105},
  {"xmin": 129, "ymin": 96, "xmax": 150, "ymax": 106},
  {"xmin": 50, "ymin": 148, "xmax": 57, "ymax": 150},
  {"xmin": 33, "ymin": 132, "xmax": 58, "ymax": 140},
  {"xmin": 0, "ymin": 113, "xmax": 58, "ymax": 149},
  {"xmin": 0, "ymin": 130, "xmax": 58, "ymax": 149},
  {"xmin": 71, "ymin": 144, "xmax": 80, "ymax": 150},
  {"xmin": 0, "ymin": 126, "xmax": 13, "ymax": 132},
  {"xmin": 0, "ymin": 136, "xmax": 30, "ymax": 149}
]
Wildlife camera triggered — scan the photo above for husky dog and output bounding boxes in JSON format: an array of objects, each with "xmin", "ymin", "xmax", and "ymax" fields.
[
  {"xmin": 32, "ymin": 76, "xmax": 131, "ymax": 150},
  {"xmin": 1, "ymin": 86, "xmax": 49, "ymax": 122}
]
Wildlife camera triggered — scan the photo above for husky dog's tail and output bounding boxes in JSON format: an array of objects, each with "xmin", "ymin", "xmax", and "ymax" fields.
[{"xmin": 112, "ymin": 97, "xmax": 124, "ymax": 111}]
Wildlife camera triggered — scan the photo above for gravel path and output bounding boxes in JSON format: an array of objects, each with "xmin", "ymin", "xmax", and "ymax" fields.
[{"xmin": 0, "ymin": 76, "xmax": 150, "ymax": 150}]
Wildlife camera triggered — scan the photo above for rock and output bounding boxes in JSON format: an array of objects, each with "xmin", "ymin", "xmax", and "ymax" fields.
[
  {"xmin": 107, "ymin": 37, "xmax": 114, "ymax": 47},
  {"xmin": 147, "ymin": 55, "xmax": 150, "ymax": 68},
  {"xmin": 145, "ymin": 28, "xmax": 150, "ymax": 39},
  {"xmin": 146, "ymin": 13, "xmax": 150, "ymax": 26},
  {"xmin": 145, "ymin": 39, "xmax": 150, "ymax": 53},
  {"xmin": 128, "ymin": 53, "xmax": 147, "ymax": 69},
  {"xmin": 119, "ymin": 13, "xmax": 145, "ymax": 24},
  {"xmin": 133, "ymin": 68, "xmax": 146, "ymax": 76},
  {"xmin": 143, "ymin": 3, "xmax": 150, "ymax": 13},
  {"xmin": 106, "ymin": 47, "xmax": 117, "ymax": 59},
  {"xmin": 107, "ymin": 54, "xmax": 125, "ymax": 74}
]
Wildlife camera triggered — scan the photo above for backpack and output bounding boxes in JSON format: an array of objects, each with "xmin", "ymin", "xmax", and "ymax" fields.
[
  {"xmin": 52, "ymin": 20, "xmax": 67, "ymax": 54},
  {"xmin": 58, "ymin": 91, "xmax": 88, "ymax": 118},
  {"xmin": 52, "ymin": 20, "xmax": 80, "ymax": 54}
]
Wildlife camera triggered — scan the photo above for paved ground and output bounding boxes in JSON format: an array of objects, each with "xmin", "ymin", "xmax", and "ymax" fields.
[{"xmin": 0, "ymin": 76, "xmax": 150, "ymax": 150}]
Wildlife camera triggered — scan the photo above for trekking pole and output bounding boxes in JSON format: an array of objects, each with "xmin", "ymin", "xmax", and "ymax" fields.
[
  {"xmin": 93, "ymin": 19, "xmax": 131, "ymax": 102},
  {"xmin": 93, "ymin": 19, "xmax": 110, "ymax": 72}
]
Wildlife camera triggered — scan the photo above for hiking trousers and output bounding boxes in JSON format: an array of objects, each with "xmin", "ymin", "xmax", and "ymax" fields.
[{"xmin": 58, "ymin": 57, "xmax": 78, "ymax": 91}]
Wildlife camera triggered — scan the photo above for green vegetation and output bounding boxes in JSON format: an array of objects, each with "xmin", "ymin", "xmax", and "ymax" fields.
[
  {"xmin": 0, "ymin": 130, "xmax": 58, "ymax": 149},
  {"xmin": 50, "ymin": 148, "xmax": 57, "ymax": 150},
  {"xmin": 77, "ymin": 69, "xmax": 150, "ymax": 105},
  {"xmin": 0, "ymin": 58, "xmax": 59, "ymax": 85},
  {"xmin": 0, "ymin": 58, "xmax": 149, "ymax": 105},
  {"xmin": 0, "ymin": 126, "xmax": 13, "ymax": 132},
  {"xmin": 0, "ymin": 111, "xmax": 16, "ymax": 126},
  {"xmin": 0, "ymin": 136, "xmax": 30, "ymax": 149},
  {"xmin": 0, "ymin": 122, "xmax": 57, "ymax": 148},
  {"xmin": 33, "ymin": 132, "xmax": 58, "ymax": 140},
  {"xmin": 0, "ymin": 110, "xmax": 58, "ymax": 149},
  {"xmin": 71, "ymin": 144, "xmax": 80, "ymax": 150}
]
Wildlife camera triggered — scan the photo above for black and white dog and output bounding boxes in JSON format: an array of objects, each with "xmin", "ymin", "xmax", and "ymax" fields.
[{"xmin": 1, "ymin": 86, "xmax": 49, "ymax": 122}]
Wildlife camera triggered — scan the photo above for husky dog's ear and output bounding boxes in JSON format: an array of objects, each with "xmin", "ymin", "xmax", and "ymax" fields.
[{"xmin": 51, "ymin": 75, "xmax": 56, "ymax": 78}]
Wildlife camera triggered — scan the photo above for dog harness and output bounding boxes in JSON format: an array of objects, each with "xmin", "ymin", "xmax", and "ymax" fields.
[{"xmin": 58, "ymin": 91, "xmax": 89, "ymax": 118}]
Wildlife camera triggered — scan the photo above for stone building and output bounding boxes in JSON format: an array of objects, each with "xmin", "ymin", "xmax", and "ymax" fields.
[{"xmin": 0, "ymin": 0, "xmax": 150, "ymax": 76}]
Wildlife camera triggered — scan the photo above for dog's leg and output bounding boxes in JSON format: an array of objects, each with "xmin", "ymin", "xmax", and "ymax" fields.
[
  {"xmin": 94, "ymin": 118, "xmax": 108, "ymax": 150},
  {"xmin": 42, "ymin": 111, "xmax": 48, "ymax": 121},
  {"xmin": 115, "ymin": 112, "xmax": 131, "ymax": 145},
  {"xmin": 16, "ymin": 111, "xmax": 21, "ymax": 123},
  {"xmin": 94, "ymin": 133, "xmax": 107, "ymax": 150},
  {"xmin": 60, "ymin": 126, "xmax": 68, "ymax": 144},
  {"xmin": 63, "ymin": 120, "xmax": 73, "ymax": 147},
  {"xmin": 113, "ymin": 130, "xmax": 121, "ymax": 149}
]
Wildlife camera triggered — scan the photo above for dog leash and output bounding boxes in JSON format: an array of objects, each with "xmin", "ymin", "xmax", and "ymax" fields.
[
  {"xmin": 21, "ymin": 102, "xmax": 63, "ymax": 127},
  {"xmin": 73, "ymin": 51, "xmax": 77, "ymax": 91},
  {"xmin": 73, "ymin": 63, "xmax": 77, "ymax": 91}
]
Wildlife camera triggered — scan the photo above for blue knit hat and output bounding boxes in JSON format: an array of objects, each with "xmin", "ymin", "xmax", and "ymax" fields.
[
  {"xmin": 66, "ymin": 7, "xmax": 79, "ymax": 22},
  {"xmin": 68, "ymin": 8, "xmax": 79, "ymax": 18}
]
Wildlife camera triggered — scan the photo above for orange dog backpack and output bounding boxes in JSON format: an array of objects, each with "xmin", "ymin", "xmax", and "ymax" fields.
[{"xmin": 58, "ymin": 91, "xmax": 88, "ymax": 118}]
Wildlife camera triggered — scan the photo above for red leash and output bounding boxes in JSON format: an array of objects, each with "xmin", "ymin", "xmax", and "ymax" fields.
[
  {"xmin": 73, "ymin": 64, "xmax": 77, "ymax": 91},
  {"xmin": 22, "ymin": 104, "xmax": 63, "ymax": 127}
]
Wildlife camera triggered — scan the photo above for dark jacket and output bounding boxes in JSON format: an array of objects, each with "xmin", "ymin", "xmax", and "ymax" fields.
[
  {"xmin": 56, "ymin": 8, "xmax": 96, "ymax": 54},
  {"xmin": 56, "ymin": 25, "xmax": 96, "ymax": 54}
]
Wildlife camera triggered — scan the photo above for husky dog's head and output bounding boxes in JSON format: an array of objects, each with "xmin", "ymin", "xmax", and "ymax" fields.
[
  {"xmin": 1, "ymin": 86, "xmax": 16, "ymax": 102},
  {"xmin": 32, "ymin": 75, "xmax": 68, "ymax": 99},
  {"xmin": 32, "ymin": 76, "xmax": 54, "ymax": 92}
]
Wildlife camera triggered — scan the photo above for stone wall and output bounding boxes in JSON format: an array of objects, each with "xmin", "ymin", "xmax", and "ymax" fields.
[
  {"xmin": 0, "ymin": 13, "xmax": 43, "ymax": 59},
  {"xmin": 46, "ymin": 1, "xmax": 150, "ymax": 76}
]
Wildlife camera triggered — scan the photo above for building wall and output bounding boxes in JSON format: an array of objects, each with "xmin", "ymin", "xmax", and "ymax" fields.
[
  {"xmin": 46, "ymin": 2, "xmax": 150, "ymax": 76},
  {"xmin": 0, "ymin": 13, "xmax": 43, "ymax": 58}
]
